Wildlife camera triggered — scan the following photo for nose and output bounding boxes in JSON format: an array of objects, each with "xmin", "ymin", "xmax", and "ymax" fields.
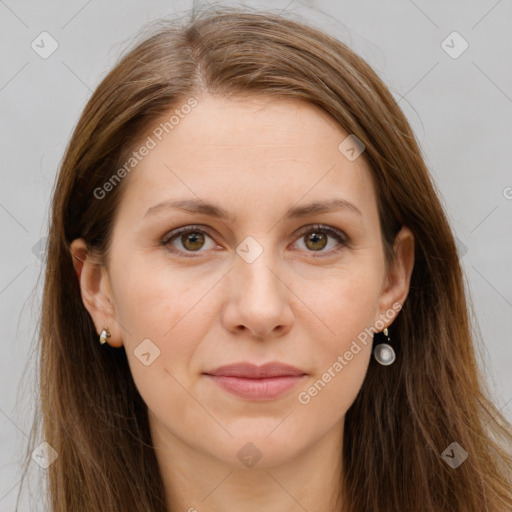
[{"xmin": 221, "ymin": 247, "xmax": 294, "ymax": 340}]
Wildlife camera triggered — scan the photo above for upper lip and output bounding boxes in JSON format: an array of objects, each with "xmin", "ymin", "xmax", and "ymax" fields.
[{"xmin": 204, "ymin": 362, "xmax": 307, "ymax": 378}]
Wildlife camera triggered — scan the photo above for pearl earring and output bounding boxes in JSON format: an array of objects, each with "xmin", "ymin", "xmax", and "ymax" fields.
[
  {"xmin": 99, "ymin": 326, "xmax": 111, "ymax": 345},
  {"xmin": 373, "ymin": 327, "xmax": 396, "ymax": 365}
]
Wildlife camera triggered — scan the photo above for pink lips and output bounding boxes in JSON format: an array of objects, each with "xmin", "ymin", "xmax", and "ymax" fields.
[{"xmin": 204, "ymin": 362, "xmax": 307, "ymax": 401}]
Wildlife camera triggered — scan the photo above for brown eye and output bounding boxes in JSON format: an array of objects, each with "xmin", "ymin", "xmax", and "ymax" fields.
[
  {"xmin": 293, "ymin": 225, "xmax": 347, "ymax": 256},
  {"xmin": 181, "ymin": 231, "xmax": 205, "ymax": 251},
  {"xmin": 162, "ymin": 226, "xmax": 217, "ymax": 257},
  {"xmin": 304, "ymin": 231, "xmax": 328, "ymax": 251}
]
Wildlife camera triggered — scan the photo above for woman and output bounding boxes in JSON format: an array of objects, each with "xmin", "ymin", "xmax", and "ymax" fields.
[{"xmin": 20, "ymin": 5, "xmax": 512, "ymax": 512}]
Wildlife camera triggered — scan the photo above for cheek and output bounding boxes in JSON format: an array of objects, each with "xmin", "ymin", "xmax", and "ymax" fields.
[
  {"xmin": 107, "ymin": 260, "xmax": 199, "ymax": 395},
  {"xmin": 109, "ymin": 256, "xmax": 231, "ymax": 398},
  {"xmin": 296, "ymin": 343, "xmax": 371, "ymax": 424},
  {"xmin": 111, "ymin": 254, "xmax": 203, "ymax": 340},
  {"xmin": 111, "ymin": 264, "xmax": 211, "ymax": 427},
  {"xmin": 296, "ymin": 263, "xmax": 381, "ymax": 406},
  {"xmin": 294, "ymin": 286, "xmax": 376, "ymax": 432},
  {"xmin": 304, "ymin": 262, "xmax": 383, "ymax": 348}
]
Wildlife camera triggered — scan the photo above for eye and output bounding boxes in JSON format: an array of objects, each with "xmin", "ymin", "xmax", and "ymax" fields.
[
  {"xmin": 161, "ymin": 225, "xmax": 218, "ymax": 257},
  {"xmin": 292, "ymin": 224, "xmax": 347, "ymax": 257},
  {"xmin": 161, "ymin": 224, "xmax": 347, "ymax": 258}
]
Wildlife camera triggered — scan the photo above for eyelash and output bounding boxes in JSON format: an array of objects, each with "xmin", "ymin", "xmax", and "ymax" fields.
[{"xmin": 161, "ymin": 224, "xmax": 348, "ymax": 259}]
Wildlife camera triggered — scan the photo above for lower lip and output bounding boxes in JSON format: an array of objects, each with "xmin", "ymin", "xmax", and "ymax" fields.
[{"xmin": 205, "ymin": 374, "xmax": 306, "ymax": 400}]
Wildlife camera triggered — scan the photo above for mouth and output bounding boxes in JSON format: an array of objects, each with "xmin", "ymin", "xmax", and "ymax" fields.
[{"xmin": 203, "ymin": 362, "xmax": 307, "ymax": 401}]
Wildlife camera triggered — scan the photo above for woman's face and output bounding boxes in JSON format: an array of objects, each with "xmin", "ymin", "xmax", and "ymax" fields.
[{"xmin": 72, "ymin": 94, "xmax": 414, "ymax": 470}]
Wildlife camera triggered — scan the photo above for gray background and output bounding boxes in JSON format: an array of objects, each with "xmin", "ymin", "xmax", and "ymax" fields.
[{"xmin": 1, "ymin": 0, "xmax": 511, "ymax": 509}]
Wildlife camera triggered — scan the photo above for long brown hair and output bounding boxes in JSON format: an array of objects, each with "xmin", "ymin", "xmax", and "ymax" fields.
[{"xmin": 18, "ymin": 5, "xmax": 512, "ymax": 511}]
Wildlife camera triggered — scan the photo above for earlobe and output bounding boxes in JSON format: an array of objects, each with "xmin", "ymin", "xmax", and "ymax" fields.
[{"xmin": 69, "ymin": 238, "xmax": 123, "ymax": 347}]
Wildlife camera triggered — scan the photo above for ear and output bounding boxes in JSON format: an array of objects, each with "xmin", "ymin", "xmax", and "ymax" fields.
[
  {"xmin": 70, "ymin": 238, "xmax": 124, "ymax": 348},
  {"xmin": 376, "ymin": 226, "xmax": 415, "ymax": 326}
]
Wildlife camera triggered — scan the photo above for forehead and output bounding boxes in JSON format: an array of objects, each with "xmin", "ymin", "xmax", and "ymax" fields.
[{"xmin": 114, "ymin": 94, "xmax": 377, "ymax": 224}]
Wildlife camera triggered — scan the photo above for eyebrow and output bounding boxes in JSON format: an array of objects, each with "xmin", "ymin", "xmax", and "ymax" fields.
[{"xmin": 143, "ymin": 198, "xmax": 362, "ymax": 221}]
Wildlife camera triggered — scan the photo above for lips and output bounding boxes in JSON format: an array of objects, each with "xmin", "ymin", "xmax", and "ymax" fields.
[{"xmin": 203, "ymin": 362, "xmax": 307, "ymax": 400}]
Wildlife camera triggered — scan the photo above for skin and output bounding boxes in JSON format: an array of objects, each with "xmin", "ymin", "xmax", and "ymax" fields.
[{"xmin": 71, "ymin": 94, "xmax": 414, "ymax": 512}]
